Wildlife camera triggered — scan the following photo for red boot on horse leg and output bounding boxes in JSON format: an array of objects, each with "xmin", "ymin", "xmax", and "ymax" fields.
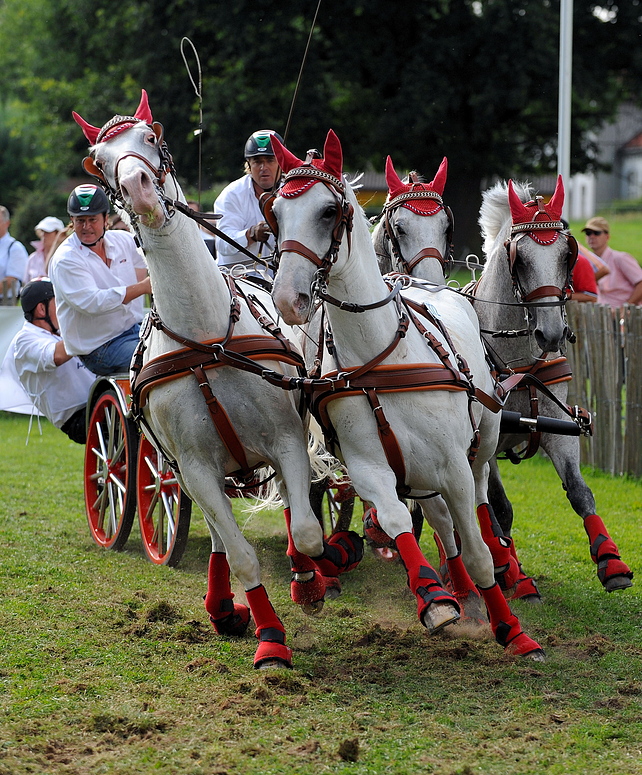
[
  {"xmin": 204, "ymin": 552, "xmax": 251, "ymax": 636},
  {"xmin": 507, "ymin": 540, "xmax": 542, "ymax": 602},
  {"xmin": 584, "ymin": 514, "xmax": 633, "ymax": 592},
  {"xmin": 477, "ymin": 503, "xmax": 520, "ymax": 594},
  {"xmin": 433, "ymin": 532, "xmax": 487, "ymax": 624},
  {"xmin": 284, "ymin": 507, "xmax": 327, "ymax": 613},
  {"xmin": 395, "ymin": 532, "xmax": 460, "ymax": 634},
  {"xmin": 479, "ymin": 582, "xmax": 544, "ymax": 660},
  {"xmin": 311, "ymin": 529, "xmax": 364, "ymax": 598},
  {"xmin": 245, "ymin": 584, "xmax": 293, "ymax": 669}
]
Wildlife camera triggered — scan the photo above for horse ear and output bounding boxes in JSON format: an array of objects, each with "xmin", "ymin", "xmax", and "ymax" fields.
[
  {"xmin": 134, "ymin": 89, "xmax": 153, "ymax": 124},
  {"xmin": 385, "ymin": 156, "xmax": 405, "ymax": 197},
  {"xmin": 547, "ymin": 174, "xmax": 564, "ymax": 219},
  {"xmin": 507, "ymin": 180, "xmax": 528, "ymax": 222},
  {"xmin": 72, "ymin": 111, "xmax": 100, "ymax": 145},
  {"xmin": 271, "ymin": 134, "xmax": 304, "ymax": 173},
  {"xmin": 428, "ymin": 157, "xmax": 448, "ymax": 196},
  {"xmin": 322, "ymin": 130, "xmax": 343, "ymax": 179}
]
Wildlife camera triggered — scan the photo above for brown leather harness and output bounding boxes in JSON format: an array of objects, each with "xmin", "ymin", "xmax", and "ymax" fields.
[{"xmin": 265, "ymin": 165, "xmax": 511, "ymax": 496}]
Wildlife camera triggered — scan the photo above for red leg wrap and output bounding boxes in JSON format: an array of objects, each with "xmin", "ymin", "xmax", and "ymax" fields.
[
  {"xmin": 312, "ymin": 531, "xmax": 364, "ymax": 577},
  {"xmin": 507, "ymin": 539, "xmax": 541, "ymax": 602},
  {"xmin": 395, "ymin": 532, "xmax": 460, "ymax": 625},
  {"xmin": 583, "ymin": 514, "xmax": 633, "ymax": 586},
  {"xmin": 479, "ymin": 582, "xmax": 544, "ymax": 658},
  {"xmin": 446, "ymin": 552, "xmax": 486, "ymax": 624},
  {"xmin": 245, "ymin": 585, "xmax": 292, "ymax": 669},
  {"xmin": 204, "ymin": 552, "xmax": 250, "ymax": 636},
  {"xmin": 433, "ymin": 532, "xmax": 452, "ymax": 591},
  {"xmin": 284, "ymin": 508, "xmax": 326, "ymax": 607},
  {"xmin": 363, "ymin": 507, "xmax": 394, "ymax": 548},
  {"xmin": 477, "ymin": 503, "xmax": 520, "ymax": 592}
]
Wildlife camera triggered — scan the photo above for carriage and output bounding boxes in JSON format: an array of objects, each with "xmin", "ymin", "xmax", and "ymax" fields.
[{"xmin": 83, "ymin": 373, "xmax": 192, "ymax": 566}]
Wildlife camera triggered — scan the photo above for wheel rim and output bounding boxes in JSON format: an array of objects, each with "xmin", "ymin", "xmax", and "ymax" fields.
[
  {"xmin": 137, "ymin": 436, "xmax": 187, "ymax": 564},
  {"xmin": 84, "ymin": 390, "xmax": 136, "ymax": 550}
]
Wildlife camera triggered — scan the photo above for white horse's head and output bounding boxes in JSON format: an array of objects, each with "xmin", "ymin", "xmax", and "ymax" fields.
[
  {"xmin": 73, "ymin": 91, "xmax": 177, "ymax": 231},
  {"xmin": 269, "ymin": 130, "xmax": 357, "ymax": 325},
  {"xmin": 373, "ymin": 156, "xmax": 453, "ymax": 282},
  {"xmin": 486, "ymin": 176, "xmax": 577, "ymax": 353}
]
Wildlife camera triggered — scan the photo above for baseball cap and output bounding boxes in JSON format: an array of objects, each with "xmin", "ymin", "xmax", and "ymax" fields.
[
  {"xmin": 582, "ymin": 216, "xmax": 609, "ymax": 234},
  {"xmin": 35, "ymin": 216, "xmax": 65, "ymax": 233}
]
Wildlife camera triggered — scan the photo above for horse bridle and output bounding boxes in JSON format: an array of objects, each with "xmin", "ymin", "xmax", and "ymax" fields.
[
  {"xmin": 81, "ymin": 116, "xmax": 177, "ymax": 228},
  {"xmin": 503, "ymin": 198, "xmax": 578, "ymax": 307},
  {"xmin": 378, "ymin": 180, "xmax": 455, "ymax": 276},
  {"xmin": 260, "ymin": 159, "xmax": 405, "ymax": 313}
]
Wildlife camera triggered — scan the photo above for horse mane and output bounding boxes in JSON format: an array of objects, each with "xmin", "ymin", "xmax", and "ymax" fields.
[{"xmin": 478, "ymin": 179, "xmax": 533, "ymax": 256}]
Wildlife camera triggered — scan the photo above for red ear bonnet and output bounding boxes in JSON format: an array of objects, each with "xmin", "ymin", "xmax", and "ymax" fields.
[
  {"xmin": 508, "ymin": 176, "xmax": 565, "ymax": 245},
  {"xmin": 385, "ymin": 156, "xmax": 447, "ymax": 216},
  {"xmin": 275, "ymin": 129, "xmax": 345, "ymax": 198},
  {"xmin": 73, "ymin": 89, "xmax": 153, "ymax": 145}
]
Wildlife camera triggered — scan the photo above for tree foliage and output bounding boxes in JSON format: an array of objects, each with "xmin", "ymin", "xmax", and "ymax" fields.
[{"xmin": 1, "ymin": 0, "xmax": 641, "ymax": 250}]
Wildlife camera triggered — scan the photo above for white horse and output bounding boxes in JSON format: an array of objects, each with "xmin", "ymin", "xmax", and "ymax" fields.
[
  {"xmin": 474, "ymin": 177, "xmax": 632, "ymax": 593},
  {"xmin": 72, "ymin": 92, "xmax": 363, "ymax": 669},
  {"xmin": 269, "ymin": 129, "xmax": 544, "ymax": 659},
  {"xmin": 372, "ymin": 156, "xmax": 540, "ymax": 602}
]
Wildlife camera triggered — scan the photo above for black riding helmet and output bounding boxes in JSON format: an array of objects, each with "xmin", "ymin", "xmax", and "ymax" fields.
[
  {"xmin": 67, "ymin": 184, "xmax": 110, "ymax": 217},
  {"xmin": 244, "ymin": 130, "xmax": 284, "ymax": 159},
  {"xmin": 20, "ymin": 278, "xmax": 56, "ymax": 323}
]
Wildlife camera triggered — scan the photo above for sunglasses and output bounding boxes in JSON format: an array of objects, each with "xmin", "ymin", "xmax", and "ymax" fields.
[{"xmin": 584, "ymin": 229, "xmax": 605, "ymax": 236}]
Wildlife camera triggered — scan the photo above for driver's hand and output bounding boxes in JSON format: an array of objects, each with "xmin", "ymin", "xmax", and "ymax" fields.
[{"xmin": 248, "ymin": 221, "xmax": 271, "ymax": 243}]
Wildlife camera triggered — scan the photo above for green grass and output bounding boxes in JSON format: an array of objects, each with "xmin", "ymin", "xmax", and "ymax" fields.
[{"xmin": 1, "ymin": 411, "xmax": 642, "ymax": 774}]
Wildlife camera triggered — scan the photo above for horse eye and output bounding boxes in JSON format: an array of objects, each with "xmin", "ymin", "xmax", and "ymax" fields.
[
  {"xmin": 322, "ymin": 205, "xmax": 337, "ymax": 220},
  {"xmin": 145, "ymin": 133, "xmax": 156, "ymax": 144}
]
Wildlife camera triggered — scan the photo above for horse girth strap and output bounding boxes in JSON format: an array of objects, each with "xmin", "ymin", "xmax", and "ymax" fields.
[{"xmin": 191, "ymin": 365, "xmax": 252, "ymax": 478}]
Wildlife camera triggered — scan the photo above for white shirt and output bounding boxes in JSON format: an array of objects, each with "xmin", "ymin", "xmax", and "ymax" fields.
[
  {"xmin": 49, "ymin": 230, "xmax": 147, "ymax": 356},
  {"xmin": 0, "ymin": 231, "xmax": 29, "ymax": 297},
  {"xmin": 12, "ymin": 321, "xmax": 96, "ymax": 427},
  {"xmin": 214, "ymin": 174, "xmax": 275, "ymax": 269}
]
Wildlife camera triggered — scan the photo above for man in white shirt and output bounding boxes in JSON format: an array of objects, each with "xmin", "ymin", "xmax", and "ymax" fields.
[
  {"xmin": 214, "ymin": 130, "xmax": 283, "ymax": 277},
  {"xmin": 49, "ymin": 184, "xmax": 151, "ymax": 375},
  {"xmin": 0, "ymin": 205, "xmax": 29, "ymax": 302},
  {"xmin": 12, "ymin": 278, "xmax": 95, "ymax": 443}
]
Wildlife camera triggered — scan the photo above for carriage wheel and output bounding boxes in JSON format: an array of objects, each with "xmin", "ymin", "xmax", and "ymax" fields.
[
  {"xmin": 137, "ymin": 435, "xmax": 192, "ymax": 567},
  {"xmin": 310, "ymin": 476, "xmax": 356, "ymax": 538},
  {"xmin": 84, "ymin": 389, "xmax": 138, "ymax": 551}
]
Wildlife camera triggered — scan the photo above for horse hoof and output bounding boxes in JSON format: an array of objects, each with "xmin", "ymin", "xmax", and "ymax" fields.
[
  {"xmin": 323, "ymin": 576, "xmax": 342, "ymax": 600},
  {"xmin": 421, "ymin": 602, "xmax": 460, "ymax": 635},
  {"xmin": 301, "ymin": 599, "xmax": 325, "ymax": 616},
  {"xmin": 457, "ymin": 591, "xmax": 488, "ymax": 625},
  {"xmin": 209, "ymin": 605, "xmax": 251, "ymax": 637},
  {"xmin": 604, "ymin": 575, "xmax": 633, "ymax": 593},
  {"xmin": 256, "ymin": 658, "xmax": 292, "ymax": 670}
]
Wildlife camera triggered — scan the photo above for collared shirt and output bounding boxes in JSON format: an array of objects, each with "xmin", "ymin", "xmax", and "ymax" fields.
[
  {"xmin": 596, "ymin": 246, "xmax": 642, "ymax": 307},
  {"xmin": 12, "ymin": 321, "xmax": 96, "ymax": 427},
  {"xmin": 0, "ymin": 231, "xmax": 29, "ymax": 297},
  {"xmin": 49, "ymin": 230, "xmax": 147, "ymax": 355},
  {"xmin": 214, "ymin": 174, "xmax": 275, "ymax": 269}
]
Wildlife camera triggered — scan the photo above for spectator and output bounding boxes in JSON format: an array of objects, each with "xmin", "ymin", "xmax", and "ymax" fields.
[
  {"xmin": 213, "ymin": 129, "xmax": 283, "ymax": 277},
  {"xmin": 562, "ymin": 219, "xmax": 607, "ymax": 303},
  {"xmin": 582, "ymin": 216, "xmax": 642, "ymax": 308},
  {"xmin": 24, "ymin": 216, "xmax": 67, "ymax": 283},
  {"xmin": 187, "ymin": 199, "xmax": 216, "ymax": 257},
  {"xmin": 49, "ymin": 184, "xmax": 151, "ymax": 375},
  {"xmin": 0, "ymin": 205, "xmax": 29, "ymax": 303},
  {"xmin": 12, "ymin": 278, "xmax": 95, "ymax": 443}
]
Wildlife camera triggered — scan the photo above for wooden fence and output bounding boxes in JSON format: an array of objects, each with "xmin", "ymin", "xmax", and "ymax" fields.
[{"xmin": 565, "ymin": 302, "xmax": 642, "ymax": 478}]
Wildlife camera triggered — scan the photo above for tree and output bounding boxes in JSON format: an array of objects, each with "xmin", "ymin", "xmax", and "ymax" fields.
[{"xmin": 1, "ymin": 0, "xmax": 642, "ymax": 256}]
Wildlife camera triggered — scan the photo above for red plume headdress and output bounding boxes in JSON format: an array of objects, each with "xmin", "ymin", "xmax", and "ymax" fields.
[
  {"xmin": 72, "ymin": 90, "xmax": 153, "ymax": 145},
  {"xmin": 271, "ymin": 130, "xmax": 344, "ymax": 198},
  {"xmin": 508, "ymin": 176, "xmax": 565, "ymax": 245},
  {"xmin": 384, "ymin": 156, "xmax": 447, "ymax": 216}
]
